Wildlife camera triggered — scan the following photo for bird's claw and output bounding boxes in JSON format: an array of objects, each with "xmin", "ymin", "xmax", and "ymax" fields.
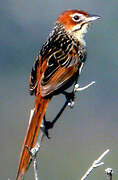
[
  {"xmin": 62, "ymin": 91, "xmax": 75, "ymax": 108},
  {"xmin": 68, "ymin": 101, "xmax": 75, "ymax": 108},
  {"xmin": 41, "ymin": 116, "xmax": 55, "ymax": 139}
]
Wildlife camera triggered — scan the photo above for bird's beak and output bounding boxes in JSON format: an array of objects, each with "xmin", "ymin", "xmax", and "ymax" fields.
[{"xmin": 84, "ymin": 14, "xmax": 101, "ymax": 23}]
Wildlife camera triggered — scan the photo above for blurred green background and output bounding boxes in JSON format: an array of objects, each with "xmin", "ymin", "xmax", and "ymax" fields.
[{"xmin": 0, "ymin": 0, "xmax": 118, "ymax": 180}]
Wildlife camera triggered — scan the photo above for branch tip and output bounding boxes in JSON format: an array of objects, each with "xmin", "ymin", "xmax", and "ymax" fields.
[
  {"xmin": 74, "ymin": 81, "xmax": 95, "ymax": 92},
  {"xmin": 80, "ymin": 149, "xmax": 110, "ymax": 180}
]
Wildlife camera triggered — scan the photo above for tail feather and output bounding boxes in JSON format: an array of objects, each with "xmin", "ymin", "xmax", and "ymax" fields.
[{"xmin": 16, "ymin": 95, "xmax": 49, "ymax": 180}]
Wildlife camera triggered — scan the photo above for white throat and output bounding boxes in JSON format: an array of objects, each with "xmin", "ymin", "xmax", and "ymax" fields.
[
  {"xmin": 73, "ymin": 31, "xmax": 86, "ymax": 46},
  {"xmin": 71, "ymin": 23, "xmax": 89, "ymax": 46}
]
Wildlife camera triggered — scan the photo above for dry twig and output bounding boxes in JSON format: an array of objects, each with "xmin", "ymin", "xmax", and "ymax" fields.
[{"xmin": 81, "ymin": 149, "xmax": 110, "ymax": 180}]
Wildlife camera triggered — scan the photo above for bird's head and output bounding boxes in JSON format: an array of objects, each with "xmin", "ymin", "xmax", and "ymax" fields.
[{"xmin": 57, "ymin": 10, "xmax": 100, "ymax": 45}]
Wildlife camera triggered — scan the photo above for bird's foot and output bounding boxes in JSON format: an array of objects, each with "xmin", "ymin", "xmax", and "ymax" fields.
[
  {"xmin": 40, "ymin": 115, "xmax": 55, "ymax": 139},
  {"xmin": 25, "ymin": 144, "xmax": 40, "ymax": 158},
  {"xmin": 62, "ymin": 91, "xmax": 75, "ymax": 108}
]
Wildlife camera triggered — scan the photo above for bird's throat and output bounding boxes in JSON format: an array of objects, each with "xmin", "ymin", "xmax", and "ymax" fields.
[{"xmin": 71, "ymin": 23, "xmax": 89, "ymax": 46}]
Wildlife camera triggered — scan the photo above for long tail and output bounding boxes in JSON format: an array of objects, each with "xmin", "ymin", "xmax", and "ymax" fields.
[{"xmin": 16, "ymin": 95, "xmax": 50, "ymax": 180}]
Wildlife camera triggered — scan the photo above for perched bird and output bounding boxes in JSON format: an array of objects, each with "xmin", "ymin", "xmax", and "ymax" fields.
[{"xmin": 16, "ymin": 9, "xmax": 100, "ymax": 180}]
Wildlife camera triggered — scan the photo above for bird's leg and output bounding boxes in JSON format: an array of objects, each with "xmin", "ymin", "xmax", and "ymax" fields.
[
  {"xmin": 42, "ymin": 114, "xmax": 52, "ymax": 139},
  {"xmin": 42, "ymin": 100, "xmax": 68, "ymax": 139},
  {"xmin": 42, "ymin": 77, "xmax": 83, "ymax": 138},
  {"xmin": 42, "ymin": 80, "xmax": 95, "ymax": 138},
  {"xmin": 62, "ymin": 91, "xmax": 75, "ymax": 108},
  {"xmin": 43, "ymin": 79, "xmax": 79, "ymax": 136},
  {"xmin": 62, "ymin": 76, "xmax": 79, "ymax": 108}
]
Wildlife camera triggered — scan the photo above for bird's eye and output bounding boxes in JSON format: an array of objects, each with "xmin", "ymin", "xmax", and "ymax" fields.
[{"xmin": 73, "ymin": 15, "xmax": 80, "ymax": 21}]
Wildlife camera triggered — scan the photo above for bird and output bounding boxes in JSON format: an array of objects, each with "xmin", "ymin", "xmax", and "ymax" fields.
[{"xmin": 16, "ymin": 9, "xmax": 100, "ymax": 180}]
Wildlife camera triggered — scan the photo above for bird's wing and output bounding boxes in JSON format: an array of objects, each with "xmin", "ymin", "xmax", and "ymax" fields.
[
  {"xmin": 39, "ymin": 47, "xmax": 82, "ymax": 97},
  {"xmin": 29, "ymin": 55, "xmax": 40, "ymax": 95},
  {"xmin": 29, "ymin": 39, "xmax": 85, "ymax": 97}
]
